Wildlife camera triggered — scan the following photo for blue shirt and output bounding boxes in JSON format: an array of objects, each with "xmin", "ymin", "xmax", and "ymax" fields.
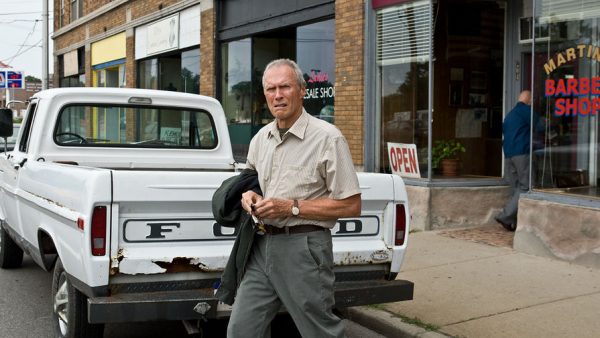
[{"xmin": 502, "ymin": 102, "xmax": 540, "ymax": 158}]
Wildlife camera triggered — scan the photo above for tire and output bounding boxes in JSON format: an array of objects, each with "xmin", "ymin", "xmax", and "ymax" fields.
[
  {"xmin": 52, "ymin": 257, "xmax": 104, "ymax": 338},
  {"xmin": 0, "ymin": 221, "xmax": 24, "ymax": 269}
]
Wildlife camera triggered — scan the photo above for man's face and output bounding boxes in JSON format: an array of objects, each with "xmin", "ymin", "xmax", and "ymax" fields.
[{"xmin": 263, "ymin": 65, "xmax": 306, "ymax": 127}]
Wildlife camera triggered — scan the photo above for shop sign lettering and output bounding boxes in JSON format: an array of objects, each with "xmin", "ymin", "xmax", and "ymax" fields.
[
  {"xmin": 543, "ymin": 45, "xmax": 600, "ymax": 75},
  {"xmin": 304, "ymin": 86, "xmax": 335, "ymax": 100},
  {"xmin": 544, "ymin": 45, "xmax": 600, "ymax": 116},
  {"xmin": 387, "ymin": 142, "xmax": 420, "ymax": 179},
  {"xmin": 307, "ymin": 70, "xmax": 329, "ymax": 83}
]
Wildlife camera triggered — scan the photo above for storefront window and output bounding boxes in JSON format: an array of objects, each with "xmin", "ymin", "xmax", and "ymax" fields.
[
  {"xmin": 531, "ymin": 1, "xmax": 600, "ymax": 198},
  {"xmin": 139, "ymin": 59, "xmax": 158, "ymax": 90},
  {"xmin": 181, "ymin": 49, "xmax": 200, "ymax": 94},
  {"xmin": 297, "ymin": 19, "xmax": 335, "ymax": 123},
  {"xmin": 60, "ymin": 74, "xmax": 85, "ymax": 87},
  {"xmin": 376, "ymin": 0, "xmax": 505, "ymax": 180},
  {"xmin": 221, "ymin": 38, "xmax": 252, "ymax": 160},
  {"xmin": 138, "ymin": 48, "xmax": 200, "ymax": 93},
  {"xmin": 431, "ymin": 0, "xmax": 505, "ymax": 179},
  {"xmin": 219, "ymin": 19, "xmax": 336, "ymax": 161},
  {"xmin": 376, "ymin": 1, "xmax": 431, "ymax": 178}
]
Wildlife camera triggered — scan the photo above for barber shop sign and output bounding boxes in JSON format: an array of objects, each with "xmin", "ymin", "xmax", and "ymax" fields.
[
  {"xmin": 387, "ymin": 143, "xmax": 420, "ymax": 178},
  {"xmin": 544, "ymin": 44, "xmax": 600, "ymax": 116}
]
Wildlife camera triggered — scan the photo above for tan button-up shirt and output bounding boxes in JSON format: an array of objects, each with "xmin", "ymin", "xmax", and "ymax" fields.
[{"xmin": 246, "ymin": 108, "xmax": 361, "ymax": 229}]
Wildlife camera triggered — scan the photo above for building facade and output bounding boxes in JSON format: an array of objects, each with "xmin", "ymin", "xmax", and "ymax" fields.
[{"xmin": 53, "ymin": 0, "xmax": 600, "ymax": 268}]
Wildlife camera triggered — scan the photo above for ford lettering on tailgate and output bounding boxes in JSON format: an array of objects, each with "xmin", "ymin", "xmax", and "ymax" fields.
[{"xmin": 123, "ymin": 216, "xmax": 380, "ymax": 242}]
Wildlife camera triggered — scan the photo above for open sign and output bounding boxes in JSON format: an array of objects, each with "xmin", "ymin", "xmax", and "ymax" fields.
[{"xmin": 387, "ymin": 143, "xmax": 420, "ymax": 178}]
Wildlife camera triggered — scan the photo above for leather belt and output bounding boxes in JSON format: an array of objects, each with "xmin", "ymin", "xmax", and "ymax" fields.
[{"xmin": 263, "ymin": 224, "xmax": 324, "ymax": 235}]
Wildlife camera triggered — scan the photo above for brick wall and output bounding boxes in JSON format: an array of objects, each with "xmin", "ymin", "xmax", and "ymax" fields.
[
  {"xmin": 130, "ymin": 0, "xmax": 180, "ymax": 21},
  {"xmin": 85, "ymin": 47, "xmax": 92, "ymax": 87},
  {"xmin": 126, "ymin": 35, "xmax": 136, "ymax": 88},
  {"xmin": 200, "ymin": 6, "xmax": 215, "ymax": 97},
  {"xmin": 335, "ymin": 0, "xmax": 365, "ymax": 166},
  {"xmin": 53, "ymin": 58, "xmax": 60, "ymax": 88}
]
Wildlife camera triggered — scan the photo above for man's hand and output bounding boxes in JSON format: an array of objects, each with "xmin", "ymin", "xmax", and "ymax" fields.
[
  {"xmin": 253, "ymin": 198, "xmax": 293, "ymax": 219},
  {"xmin": 241, "ymin": 190, "xmax": 263, "ymax": 214}
]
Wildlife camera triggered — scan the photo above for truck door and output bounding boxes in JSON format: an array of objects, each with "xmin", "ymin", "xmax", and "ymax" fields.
[{"xmin": 0, "ymin": 101, "xmax": 37, "ymax": 237}]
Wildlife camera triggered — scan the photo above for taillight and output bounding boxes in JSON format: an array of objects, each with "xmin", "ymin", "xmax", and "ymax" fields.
[
  {"xmin": 91, "ymin": 206, "xmax": 107, "ymax": 256},
  {"xmin": 395, "ymin": 204, "xmax": 406, "ymax": 246}
]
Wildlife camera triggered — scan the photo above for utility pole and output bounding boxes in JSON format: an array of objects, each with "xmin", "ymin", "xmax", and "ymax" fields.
[{"xmin": 42, "ymin": 0, "xmax": 49, "ymax": 90}]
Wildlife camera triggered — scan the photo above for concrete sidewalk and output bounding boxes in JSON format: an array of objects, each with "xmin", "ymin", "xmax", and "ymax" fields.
[{"xmin": 343, "ymin": 230, "xmax": 600, "ymax": 338}]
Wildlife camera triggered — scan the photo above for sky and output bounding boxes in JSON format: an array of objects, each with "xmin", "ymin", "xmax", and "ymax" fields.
[{"xmin": 0, "ymin": 0, "xmax": 54, "ymax": 80}]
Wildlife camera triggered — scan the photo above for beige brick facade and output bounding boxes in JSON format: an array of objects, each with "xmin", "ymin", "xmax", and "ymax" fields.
[{"xmin": 335, "ymin": 0, "xmax": 365, "ymax": 166}]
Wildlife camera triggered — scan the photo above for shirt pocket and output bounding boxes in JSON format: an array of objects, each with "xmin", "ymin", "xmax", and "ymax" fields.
[{"xmin": 280, "ymin": 165, "xmax": 312, "ymax": 197}]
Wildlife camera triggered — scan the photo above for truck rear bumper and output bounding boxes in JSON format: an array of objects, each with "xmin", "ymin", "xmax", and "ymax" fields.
[{"xmin": 88, "ymin": 279, "xmax": 414, "ymax": 324}]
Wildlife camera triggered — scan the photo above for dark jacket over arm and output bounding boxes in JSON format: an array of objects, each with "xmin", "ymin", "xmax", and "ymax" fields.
[{"xmin": 212, "ymin": 169, "xmax": 260, "ymax": 305}]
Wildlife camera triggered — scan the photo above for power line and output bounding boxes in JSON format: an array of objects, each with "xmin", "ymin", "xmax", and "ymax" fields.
[
  {"xmin": 4, "ymin": 20, "xmax": 39, "ymax": 65},
  {"xmin": 0, "ymin": 19, "xmax": 42, "ymax": 23},
  {"xmin": 0, "ymin": 11, "xmax": 42, "ymax": 16},
  {"xmin": 1, "ymin": 39, "xmax": 42, "ymax": 63}
]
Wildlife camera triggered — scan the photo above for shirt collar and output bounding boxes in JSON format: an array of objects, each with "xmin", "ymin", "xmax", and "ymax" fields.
[{"xmin": 268, "ymin": 108, "xmax": 309, "ymax": 140}]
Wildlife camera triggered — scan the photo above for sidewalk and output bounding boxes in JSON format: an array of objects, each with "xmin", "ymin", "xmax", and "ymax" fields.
[{"xmin": 343, "ymin": 225, "xmax": 600, "ymax": 338}]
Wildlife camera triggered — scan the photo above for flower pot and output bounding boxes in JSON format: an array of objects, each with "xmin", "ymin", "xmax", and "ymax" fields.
[{"xmin": 440, "ymin": 158, "xmax": 459, "ymax": 176}]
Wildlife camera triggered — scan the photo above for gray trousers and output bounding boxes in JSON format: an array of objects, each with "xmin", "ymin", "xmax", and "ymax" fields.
[
  {"xmin": 497, "ymin": 154, "xmax": 529, "ymax": 226},
  {"xmin": 227, "ymin": 229, "xmax": 345, "ymax": 338}
]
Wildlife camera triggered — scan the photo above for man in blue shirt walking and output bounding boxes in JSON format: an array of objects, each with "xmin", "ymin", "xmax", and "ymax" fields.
[{"xmin": 495, "ymin": 90, "xmax": 539, "ymax": 231}]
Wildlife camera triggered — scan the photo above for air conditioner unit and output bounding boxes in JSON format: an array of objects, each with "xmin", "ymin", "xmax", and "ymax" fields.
[{"xmin": 519, "ymin": 17, "xmax": 550, "ymax": 44}]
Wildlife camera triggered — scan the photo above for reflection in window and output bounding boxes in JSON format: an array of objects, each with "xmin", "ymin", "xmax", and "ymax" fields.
[
  {"xmin": 376, "ymin": 2, "xmax": 431, "ymax": 178},
  {"xmin": 56, "ymin": 105, "xmax": 217, "ymax": 149},
  {"xmin": 221, "ymin": 39, "xmax": 252, "ymax": 160},
  {"xmin": 181, "ymin": 49, "xmax": 200, "ymax": 94},
  {"xmin": 297, "ymin": 19, "xmax": 335, "ymax": 123},
  {"xmin": 137, "ymin": 49, "xmax": 200, "ymax": 94},
  {"xmin": 139, "ymin": 59, "xmax": 158, "ymax": 90}
]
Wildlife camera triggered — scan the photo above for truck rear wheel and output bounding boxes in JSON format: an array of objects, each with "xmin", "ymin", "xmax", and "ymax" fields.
[
  {"xmin": 52, "ymin": 257, "xmax": 104, "ymax": 338},
  {"xmin": 0, "ymin": 221, "xmax": 24, "ymax": 269}
]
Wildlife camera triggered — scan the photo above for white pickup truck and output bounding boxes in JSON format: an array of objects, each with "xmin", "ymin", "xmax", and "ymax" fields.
[{"xmin": 0, "ymin": 88, "xmax": 413, "ymax": 337}]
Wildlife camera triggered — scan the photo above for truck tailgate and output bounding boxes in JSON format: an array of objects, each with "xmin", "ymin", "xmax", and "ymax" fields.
[{"xmin": 111, "ymin": 170, "xmax": 239, "ymax": 277}]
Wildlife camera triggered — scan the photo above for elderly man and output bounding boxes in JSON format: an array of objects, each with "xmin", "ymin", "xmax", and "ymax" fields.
[
  {"xmin": 226, "ymin": 59, "xmax": 361, "ymax": 338},
  {"xmin": 495, "ymin": 90, "xmax": 540, "ymax": 231}
]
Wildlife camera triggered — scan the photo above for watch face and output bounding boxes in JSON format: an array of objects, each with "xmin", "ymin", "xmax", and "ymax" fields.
[{"xmin": 292, "ymin": 207, "xmax": 299, "ymax": 216}]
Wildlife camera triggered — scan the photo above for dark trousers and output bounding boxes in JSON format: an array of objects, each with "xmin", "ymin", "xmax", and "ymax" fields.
[
  {"xmin": 227, "ymin": 229, "xmax": 345, "ymax": 338},
  {"xmin": 497, "ymin": 154, "xmax": 529, "ymax": 226}
]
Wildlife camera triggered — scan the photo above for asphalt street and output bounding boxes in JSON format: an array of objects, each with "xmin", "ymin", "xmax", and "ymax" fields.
[{"xmin": 0, "ymin": 256, "xmax": 385, "ymax": 338}]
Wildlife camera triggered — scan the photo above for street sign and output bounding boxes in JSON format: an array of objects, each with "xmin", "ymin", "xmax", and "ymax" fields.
[
  {"xmin": 6, "ymin": 71, "xmax": 23, "ymax": 88},
  {"xmin": 0, "ymin": 71, "xmax": 5, "ymax": 88}
]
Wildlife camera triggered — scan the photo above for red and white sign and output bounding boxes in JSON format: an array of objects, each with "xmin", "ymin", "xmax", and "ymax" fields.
[{"xmin": 387, "ymin": 143, "xmax": 420, "ymax": 178}]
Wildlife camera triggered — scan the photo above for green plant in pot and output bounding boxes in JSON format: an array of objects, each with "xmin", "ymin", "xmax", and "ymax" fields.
[{"xmin": 421, "ymin": 140, "xmax": 466, "ymax": 176}]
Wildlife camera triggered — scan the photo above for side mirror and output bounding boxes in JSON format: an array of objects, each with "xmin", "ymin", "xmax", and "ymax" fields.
[{"xmin": 0, "ymin": 108, "xmax": 13, "ymax": 138}]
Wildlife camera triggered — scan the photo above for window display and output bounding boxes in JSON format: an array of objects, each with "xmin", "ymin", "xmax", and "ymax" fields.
[{"xmin": 531, "ymin": 1, "xmax": 600, "ymax": 198}]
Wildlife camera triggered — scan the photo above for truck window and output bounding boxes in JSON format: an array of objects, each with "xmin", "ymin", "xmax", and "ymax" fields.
[
  {"xmin": 54, "ymin": 105, "xmax": 218, "ymax": 149},
  {"xmin": 19, "ymin": 103, "xmax": 37, "ymax": 153}
]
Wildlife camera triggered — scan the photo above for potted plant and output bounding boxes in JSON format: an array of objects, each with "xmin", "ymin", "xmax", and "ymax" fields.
[{"xmin": 421, "ymin": 139, "xmax": 466, "ymax": 176}]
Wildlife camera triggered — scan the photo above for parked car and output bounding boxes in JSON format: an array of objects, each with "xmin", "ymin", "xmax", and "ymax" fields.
[{"xmin": 0, "ymin": 124, "xmax": 20, "ymax": 152}]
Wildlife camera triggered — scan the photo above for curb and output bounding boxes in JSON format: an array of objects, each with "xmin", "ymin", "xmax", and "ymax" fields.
[{"xmin": 340, "ymin": 307, "xmax": 453, "ymax": 338}]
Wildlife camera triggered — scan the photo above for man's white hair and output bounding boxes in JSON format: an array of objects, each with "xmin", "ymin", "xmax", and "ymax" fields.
[{"xmin": 262, "ymin": 59, "xmax": 306, "ymax": 89}]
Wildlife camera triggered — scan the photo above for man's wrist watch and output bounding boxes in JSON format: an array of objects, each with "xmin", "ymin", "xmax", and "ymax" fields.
[{"xmin": 292, "ymin": 199, "xmax": 300, "ymax": 216}]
